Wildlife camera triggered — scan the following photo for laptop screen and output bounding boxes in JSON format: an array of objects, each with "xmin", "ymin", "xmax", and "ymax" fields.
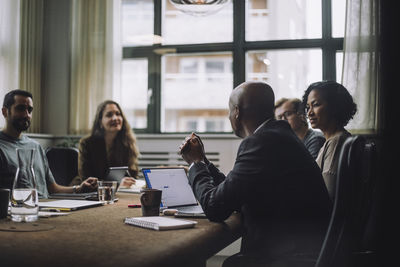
[{"xmin": 142, "ymin": 168, "xmax": 198, "ymax": 208}]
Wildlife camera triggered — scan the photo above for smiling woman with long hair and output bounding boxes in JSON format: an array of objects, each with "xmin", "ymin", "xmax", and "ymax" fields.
[
  {"xmin": 77, "ymin": 100, "xmax": 140, "ymax": 187},
  {"xmin": 302, "ymin": 81, "xmax": 357, "ymax": 200}
]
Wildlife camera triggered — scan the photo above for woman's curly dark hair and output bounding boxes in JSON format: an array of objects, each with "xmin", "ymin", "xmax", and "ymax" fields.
[{"xmin": 302, "ymin": 81, "xmax": 357, "ymax": 127}]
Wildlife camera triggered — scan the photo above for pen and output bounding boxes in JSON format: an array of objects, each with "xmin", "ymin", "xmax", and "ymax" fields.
[
  {"xmin": 40, "ymin": 208, "xmax": 72, "ymax": 212},
  {"xmin": 128, "ymin": 204, "xmax": 141, "ymax": 208}
]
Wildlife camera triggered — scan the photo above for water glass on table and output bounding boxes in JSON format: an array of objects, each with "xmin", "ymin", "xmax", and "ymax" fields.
[
  {"xmin": 98, "ymin": 181, "xmax": 117, "ymax": 204},
  {"xmin": 11, "ymin": 148, "xmax": 39, "ymax": 222}
]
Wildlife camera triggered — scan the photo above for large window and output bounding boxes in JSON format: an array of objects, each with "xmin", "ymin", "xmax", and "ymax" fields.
[{"xmin": 121, "ymin": 0, "xmax": 345, "ymax": 133}]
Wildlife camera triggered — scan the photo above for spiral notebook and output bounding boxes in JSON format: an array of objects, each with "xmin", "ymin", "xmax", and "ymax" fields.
[{"xmin": 124, "ymin": 216, "xmax": 197, "ymax": 231}]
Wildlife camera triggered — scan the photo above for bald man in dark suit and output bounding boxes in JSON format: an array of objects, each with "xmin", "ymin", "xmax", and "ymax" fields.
[{"xmin": 179, "ymin": 81, "xmax": 332, "ymax": 267}]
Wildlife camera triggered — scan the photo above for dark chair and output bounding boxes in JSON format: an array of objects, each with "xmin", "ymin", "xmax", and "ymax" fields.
[
  {"xmin": 315, "ymin": 136, "xmax": 378, "ymax": 267},
  {"xmin": 222, "ymin": 253, "xmax": 316, "ymax": 267},
  {"xmin": 45, "ymin": 147, "xmax": 79, "ymax": 186}
]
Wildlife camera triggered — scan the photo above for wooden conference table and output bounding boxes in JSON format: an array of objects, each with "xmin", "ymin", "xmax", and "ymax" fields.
[{"xmin": 0, "ymin": 192, "xmax": 242, "ymax": 267}]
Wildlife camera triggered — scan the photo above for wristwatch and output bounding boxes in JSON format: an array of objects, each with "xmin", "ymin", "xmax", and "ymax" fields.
[{"xmin": 72, "ymin": 185, "xmax": 78, "ymax": 193}]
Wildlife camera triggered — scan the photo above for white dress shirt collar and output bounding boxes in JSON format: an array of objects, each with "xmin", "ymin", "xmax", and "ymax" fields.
[{"xmin": 253, "ymin": 118, "xmax": 272, "ymax": 134}]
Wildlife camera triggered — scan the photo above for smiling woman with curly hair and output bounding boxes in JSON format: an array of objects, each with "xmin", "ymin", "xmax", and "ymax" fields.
[{"xmin": 302, "ymin": 81, "xmax": 357, "ymax": 200}]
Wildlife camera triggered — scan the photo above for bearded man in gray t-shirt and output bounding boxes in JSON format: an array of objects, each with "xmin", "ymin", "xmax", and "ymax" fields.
[{"xmin": 0, "ymin": 89, "xmax": 97, "ymax": 198}]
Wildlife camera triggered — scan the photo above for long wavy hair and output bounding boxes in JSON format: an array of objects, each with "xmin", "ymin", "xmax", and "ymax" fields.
[{"xmin": 91, "ymin": 100, "xmax": 140, "ymax": 177}]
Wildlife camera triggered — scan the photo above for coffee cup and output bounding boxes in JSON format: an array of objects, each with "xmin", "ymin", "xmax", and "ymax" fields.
[
  {"xmin": 140, "ymin": 189, "xmax": 162, "ymax": 216},
  {"xmin": 0, "ymin": 188, "xmax": 10, "ymax": 219}
]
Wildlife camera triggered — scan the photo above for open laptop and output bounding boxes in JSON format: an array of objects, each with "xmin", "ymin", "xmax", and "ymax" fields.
[
  {"xmin": 49, "ymin": 192, "xmax": 98, "ymax": 201},
  {"xmin": 142, "ymin": 167, "xmax": 205, "ymax": 217}
]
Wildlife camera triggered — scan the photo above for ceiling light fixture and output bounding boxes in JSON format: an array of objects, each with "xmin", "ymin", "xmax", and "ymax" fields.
[{"xmin": 169, "ymin": 0, "xmax": 230, "ymax": 17}]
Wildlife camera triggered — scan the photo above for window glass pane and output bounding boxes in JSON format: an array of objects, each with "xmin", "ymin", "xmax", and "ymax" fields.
[
  {"xmin": 119, "ymin": 59, "xmax": 148, "ymax": 129},
  {"xmin": 246, "ymin": 0, "xmax": 322, "ymax": 41},
  {"xmin": 161, "ymin": 53, "xmax": 233, "ymax": 132},
  {"xmin": 122, "ymin": 0, "xmax": 154, "ymax": 46},
  {"xmin": 332, "ymin": 0, "xmax": 346, "ymax": 38},
  {"xmin": 162, "ymin": 0, "xmax": 233, "ymax": 45},
  {"xmin": 246, "ymin": 49, "xmax": 322, "ymax": 100},
  {"xmin": 336, "ymin": 52, "xmax": 343, "ymax": 82}
]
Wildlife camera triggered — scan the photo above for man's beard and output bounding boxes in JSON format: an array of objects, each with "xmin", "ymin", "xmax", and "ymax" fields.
[{"xmin": 11, "ymin": 118, "xmax": 31, "ymax": 132}]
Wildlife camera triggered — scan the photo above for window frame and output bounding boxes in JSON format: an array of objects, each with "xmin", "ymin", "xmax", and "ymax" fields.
[{"xmin": 122, "ymin": 0, "xmax": 343, "ymax": 134}]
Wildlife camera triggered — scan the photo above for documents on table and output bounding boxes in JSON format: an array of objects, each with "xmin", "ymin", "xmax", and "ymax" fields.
[
  {"xmin": 39, "ymin": 211, "xmax": 69, "ymax": 217},
  {"xmin": 118, "ymin": 179, "xmax": 146, "ymax": 193},
  {"xmin": 124, "ymin": 216, "xmax": 197, "ymax": 231},
  {"xmin": 39, "ymin": 199, "xmax": 103, "ymax": 211}
]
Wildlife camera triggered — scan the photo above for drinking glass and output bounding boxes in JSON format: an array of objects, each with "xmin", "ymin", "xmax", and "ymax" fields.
[
  {"xmin": 98, "ymin": 181, "xmax": 117, "ymax": 204},
  {"xmin": 10, "ymin": 148, "xmax": 39, "ymax": 222}
]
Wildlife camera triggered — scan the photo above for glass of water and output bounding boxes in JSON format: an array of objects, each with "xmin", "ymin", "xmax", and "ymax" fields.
[
  {"xmin": 98, "ymin": 181, "xmax": 117, "ymax": 204},
  {"xmin": 11, "ymin": 148, "xmax": 39, "ymax": 222}
]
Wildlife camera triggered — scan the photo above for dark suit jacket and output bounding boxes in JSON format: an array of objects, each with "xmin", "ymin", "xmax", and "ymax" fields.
[{"xmin": 188, "ymin": 119, "xmax": 332, "ymax": 261}]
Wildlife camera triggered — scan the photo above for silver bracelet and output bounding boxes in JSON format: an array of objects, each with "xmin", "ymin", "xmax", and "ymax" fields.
[{"xmin": 73, "ymin": 185, "xmax": 77, "ymax": 193}]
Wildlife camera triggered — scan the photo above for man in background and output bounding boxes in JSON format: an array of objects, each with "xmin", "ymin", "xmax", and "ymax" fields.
[{"xmin": 275, "ymin": 97, "xmax": 325, "ymax": 159}]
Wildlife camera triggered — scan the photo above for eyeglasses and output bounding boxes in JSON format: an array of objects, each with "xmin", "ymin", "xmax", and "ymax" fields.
[{"xmin": 276, "ymin": 110, "xmax": 297, "ymax": 120}]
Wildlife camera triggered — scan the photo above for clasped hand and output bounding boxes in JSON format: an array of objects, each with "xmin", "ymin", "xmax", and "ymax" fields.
[
  {"xmin": 79, "ymin": 177, "xmax": 98, "ymax": 192},
  {"xmin": 78, "ymin": 176, "xmax": 136, "ymax": 192},
  {"xmin": 179, "ymin": 132, "xmax": 206, "ymax": 165}
]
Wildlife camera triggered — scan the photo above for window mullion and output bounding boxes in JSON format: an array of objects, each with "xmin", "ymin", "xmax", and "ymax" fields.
[
  {"xmin": 322, "ymin": 0, "xmax": 334, "ymax": 80},
  {"xmin": 148, "ymin": 53, "xmax": 161, "ymax": 133},
  {"xmin": 323, "ymin": 48, "xmax": 336, "ymax": 81},
  {"xmin": 148, "ymin": 0, "xmax": 162, "ymax": 133},
  {"xmin": 233, "ymin": 0, "xmax": 245, "ymax": 87},
  {"xmin": 154, "ymin": 0, "xmax": 161, "ymax": 36},
  {"xmin": 322, "ymin": 0, "xmax": 332, "ymax": 40}
]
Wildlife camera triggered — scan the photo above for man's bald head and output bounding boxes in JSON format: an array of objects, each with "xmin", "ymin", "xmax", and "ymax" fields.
[{"xmin": 229, "ymin": 81, "xmax": 275, "ymax": 138}]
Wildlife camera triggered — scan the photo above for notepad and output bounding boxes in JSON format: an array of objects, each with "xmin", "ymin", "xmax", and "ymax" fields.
[{"xmin": 124, "ymin": 216, "xmax": 197, "ymax": 231}]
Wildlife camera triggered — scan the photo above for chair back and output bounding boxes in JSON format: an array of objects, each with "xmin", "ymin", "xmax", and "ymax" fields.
[
  {"xmin": 316, "ymin": 136, "xmax": 377, "ymax": 267},
  {"xmin": 46, "ymin": 147, "xmax": 79, "ymax": 186}
]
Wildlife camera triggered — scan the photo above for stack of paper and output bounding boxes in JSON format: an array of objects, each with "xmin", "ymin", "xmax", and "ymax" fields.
[{"xmin": 39, "ymin": 199, "xmax": 103, "ymax": 211}]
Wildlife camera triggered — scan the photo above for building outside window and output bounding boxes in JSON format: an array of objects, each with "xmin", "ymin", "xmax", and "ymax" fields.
[{"xmin": 120, "ymin": 0, "xmax": 345, "ymax": 133}]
